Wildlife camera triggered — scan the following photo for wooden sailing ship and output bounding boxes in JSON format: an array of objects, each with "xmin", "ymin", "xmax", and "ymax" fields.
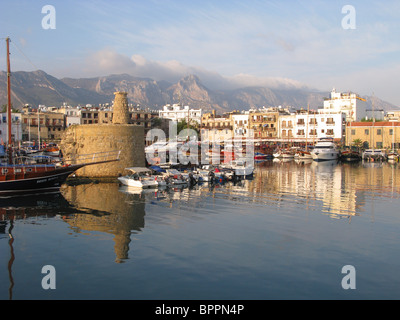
[{"xmin": 0, "ymin": 37, "xmax": 119, "ymax": 196}]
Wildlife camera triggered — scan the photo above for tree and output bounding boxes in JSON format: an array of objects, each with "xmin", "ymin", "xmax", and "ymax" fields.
[
  {"xmin": 352, "ymin": 138, "xmax": 363, "ymax": 148},
  {"xmin": 1, "ymin": 104, "xmax": 19, "ymax": 113}
]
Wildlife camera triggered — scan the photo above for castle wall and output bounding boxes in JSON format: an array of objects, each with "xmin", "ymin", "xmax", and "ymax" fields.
[{"xmin": 60, "ymin": 124, "xmax": 145, "ymax": 177}]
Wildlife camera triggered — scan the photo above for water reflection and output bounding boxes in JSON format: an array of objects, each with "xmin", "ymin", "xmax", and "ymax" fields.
[{"xmin": 61, "ymin": 183, "xmax": 145, "ymax": 263}]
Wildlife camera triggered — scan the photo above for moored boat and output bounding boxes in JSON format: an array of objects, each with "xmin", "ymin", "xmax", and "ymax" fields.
[
  {"xmin": 340, "ymin": 148, "xmax": 362, "ymax": 162},
  {"xmin": 273, "ymin": 149, "xmax": 295, "ymax": 159},
  {"xmin": 311, "ymin": 137, "xmax": 339, "ymax": 162},
  {"xmin": 362, "ymin": 149, "xmax": 387, "ymax": 161},
  {"xmin": 118, "ymin": 167, "xmax": 159, "ymax": 188},
  {"xmin": 0, "ymin": 38, "xmax": 120, "ymax": 197}
]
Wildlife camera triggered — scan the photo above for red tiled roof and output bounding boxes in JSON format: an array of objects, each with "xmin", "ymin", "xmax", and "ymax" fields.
[{"xmin": 348, "ymin": 121, "xmax": 400, "ymax": 127}]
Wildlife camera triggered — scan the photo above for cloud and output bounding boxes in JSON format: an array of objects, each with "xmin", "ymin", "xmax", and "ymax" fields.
[{"xmin": 82, "ymin": 48, "xmax": 309, "ymax": 91}]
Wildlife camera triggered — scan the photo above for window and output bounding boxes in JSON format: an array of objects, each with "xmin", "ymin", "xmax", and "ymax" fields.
[
  {"xmin": 365, "ymin": 129, "xmax": 369, "ymax": 135},
  {"xmin": 297, "ymin": 129, "xmax": 305, "ymax": 136},
  {"xmin": 351, "ymin": 129, "xmax": 355, "ymax": 135},
  {"xmin": 377, "ymin": 129, "xmax": 382, "ymax": 135}
]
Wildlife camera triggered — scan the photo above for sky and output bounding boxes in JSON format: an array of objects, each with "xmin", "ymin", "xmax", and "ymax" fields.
[{"xmin": 0, "ymin": 0, "xmax": 399, "ymax": 105}]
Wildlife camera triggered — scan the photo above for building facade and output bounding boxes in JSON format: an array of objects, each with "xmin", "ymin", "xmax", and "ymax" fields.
[
  {"xmin": 0, "ymin": 112, "xmax": 22, "ymax": 144},
  {"xmin": 159, "ymin": 104, "xmax": 202, "ymax": 124},
  {"xmin": 201, "ymin": 111, "xmax": 233, "ymax": 142},
  {"xmin": 345, "ymin": 121, "xmax": 400, "ymax": 150},
  {"xmin": 322, "ymin": 88, "xmax": 368, "ymax": 122}
]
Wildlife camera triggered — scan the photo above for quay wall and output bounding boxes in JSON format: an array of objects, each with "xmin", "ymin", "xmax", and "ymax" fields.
[{"xmin": 60, "ymin": 124, "xmax": 145, "ymax": 177}]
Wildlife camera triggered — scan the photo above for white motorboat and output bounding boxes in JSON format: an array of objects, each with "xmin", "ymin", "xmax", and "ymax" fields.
[
  {"xmin": 362, "ymin": 149, "xmax": 387, "ymax": 161},
  {"xmin": 118, "ymin": 167, "xmax": 159, "ymax": 188},
  {"xmin": 221, "ymin": 159, "xmax": 254, "ymax": 177},
  {"xmin": 311, "ymin": 138, "xmax": 339, "ymax": 161}
]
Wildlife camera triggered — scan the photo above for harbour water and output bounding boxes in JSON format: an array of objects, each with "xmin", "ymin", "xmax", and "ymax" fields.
[{"xmin": 1, "ymin": 159, "xmax": 400, "ymax": 300}]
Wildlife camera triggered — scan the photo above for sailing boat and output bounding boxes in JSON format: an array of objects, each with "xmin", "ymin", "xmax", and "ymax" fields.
[
  {"xmin": 388, "ymin": 121, "xmax": 399, "ymax": 161},
  {"xmin": 298, "ymin": 105, "xmax": 312, "ymax": 160},
  {"xmin": 0, "ymin": 37, "xmax": 120, "ymax": 196}
]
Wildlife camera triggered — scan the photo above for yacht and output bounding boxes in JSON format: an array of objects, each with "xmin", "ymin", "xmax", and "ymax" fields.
[{"xmin": 311, "ymin": 138, "xmax": 339, "ymax": 162}]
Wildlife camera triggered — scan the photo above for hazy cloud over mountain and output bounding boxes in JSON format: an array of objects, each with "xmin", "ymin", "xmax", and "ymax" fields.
[{"xmin": 83, "ymin": 48, "xmax": 310, "ymax": 92}]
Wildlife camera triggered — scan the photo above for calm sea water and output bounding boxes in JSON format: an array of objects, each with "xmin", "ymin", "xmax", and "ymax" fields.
[{"xmin": 1, "ymin": 159, "xmax": 400, "ymax": 300}]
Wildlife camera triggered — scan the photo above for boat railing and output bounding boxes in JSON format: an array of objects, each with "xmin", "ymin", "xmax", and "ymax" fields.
[
  {"xmin": 64, "ymin": 150, "xmax": 121, "ymax": 165},
  {"xmin": 0, "ymin": 155, "xmax": 58, "ymax": 173}
]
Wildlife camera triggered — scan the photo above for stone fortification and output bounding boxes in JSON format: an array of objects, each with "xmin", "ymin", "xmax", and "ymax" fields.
[
  {"xmin": 60, "ymin": 124, "xmax": 145, "ymax": 177},
  {"xmin": 60, "ymin": 91, "xmax": 145, "ymax": 177},
  {"xmin": 112, "ymin": 91, "xmax": 130, "ymax": 124}
]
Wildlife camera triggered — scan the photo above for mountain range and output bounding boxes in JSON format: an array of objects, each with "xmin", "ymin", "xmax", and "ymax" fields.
[{"xmin": 0, "ymin": 70, "xmax": 397, "ymax": 113}]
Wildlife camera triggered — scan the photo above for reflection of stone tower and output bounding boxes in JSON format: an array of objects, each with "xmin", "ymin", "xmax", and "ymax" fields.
[{"xmin": 112, "ymin": 92, "xmax": 130, "ymax": 124}]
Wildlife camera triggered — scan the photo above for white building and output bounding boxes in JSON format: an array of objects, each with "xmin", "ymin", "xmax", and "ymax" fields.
[
  {"xmin": 232, "ymin": 113, "xmax": 252, "ymax": 138},
  {"xmin": 322, "ymin": 88, "xmax": 368, "ymax": 122},
  {"xmin": 278, "ymin": 111, "xmax": 345, "ymax": 142},
  {"xmin": 0, "ymin": 112, "xmax": 23, "ymax": 144},
  {"xmin": 278, "ymin": 113, "xmax": 296, "ymax": 141},
  {"xmin": 159, "ymin": 104, "xmax": 202, "ymax": 124},
  {"xmin": 59, "ymin": 106, "xmax": 82, "ymax": 127}
]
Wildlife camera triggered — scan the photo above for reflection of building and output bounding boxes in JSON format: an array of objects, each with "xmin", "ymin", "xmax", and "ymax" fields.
[{"xmin": 61, "ymin": 183, "xmax": 146, "ymax": 263}]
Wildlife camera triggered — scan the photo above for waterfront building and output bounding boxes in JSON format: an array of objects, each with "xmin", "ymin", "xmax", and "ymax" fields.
[
  {"xmin": 345, "ymin": 121, "xmax": 400, "ymax": 150},
  {"xmin": 201, "ymin": 111, "xmax": 233, "ymax": 142},
  {"xmin": 21, "ymin": 110, "xmax": 65, "ymax": 142},
  {"xmin": 57, "ymin": 106, "xmax": 82, "ymax": 127},
  {"xmin": 384, "ymin": 110, "xmax": 400, "ymax": 121},
  {"xmin": 0, "ymin": 112, "xmax": 22, "ymax": 144},
  {"xmin": 159, "ymin": 104, "xmax": 202, "ymax": 124},
  {"xmin": 232, "ymin": 113, "xmax": 251, "ymax": 138},
  {"xmin": 277, "ymin": 110, "xmax": 345, "ymax": 144},
  {"xmin": 249, "ymin": 108, "xmax": 279, "ymax": 141},
  {"xmin": 278, "ymin": 113, "xmax": 296, "ymax": 142},
  {"xmin": 322, "ymin": 88, "xmax": 368, "ymax": 122}
]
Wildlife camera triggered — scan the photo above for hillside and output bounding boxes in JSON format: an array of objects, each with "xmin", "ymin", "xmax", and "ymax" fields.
[{"xmin": 0, "ymin": 70, "xmax": 397, "ymax": 113}]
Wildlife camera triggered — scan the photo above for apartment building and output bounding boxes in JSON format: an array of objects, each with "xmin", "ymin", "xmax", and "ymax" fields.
[
  {"xmin": 201, "ymin": 111, "xmax": 233, "ymax": 142},
  {"xmin": 159, "ymin": 104, "xmax": 203, "ymax": 124},
  {"xmin": 21, "ymin": 111, "xmax": 66, "ymax": 141},
  {"xmin": 249, "ymin": 109, "xmax": 279, "ymax": 140},
  {"xmin": 322, "ymin": 88, "xmax": 368, "ymax": 122},
  {"xmin": 345, "ymin": 121, "xmax": 400, "ymax": 150}
]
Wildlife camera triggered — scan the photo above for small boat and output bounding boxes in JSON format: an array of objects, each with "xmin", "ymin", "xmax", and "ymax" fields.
[
  {"xmin": 118, "ymin": 167, "xmax": 158, "ymax": 188},
  {"xmin": 340, "ymin": 148, "xmax": 361, "ymax": 162},
  {"xmin": 254, "ymin": 152, "xmax": 269, "ymax": 160},
  {"xmin": 273, "ymin": 149, "xmax": 295, "ymax": 159},
  {"xmin": 311, "ymin": 137, "xmax": 340, "ymax": 161},
  {"xmin": 362, "ymin": 149, "xmax": 387, "ymax": 161},
  {"xmin": 297, "ymin": 149, "xmax": 313, "ymax": 160},
  {"xmin": 221, "ymin": 159, "xmax": 254, "ymax": 177},
  {"xmin": 387, "ymin": 152, "xmax": 399, "ymax": 161},
  {"xmin": 163, "ymin": 169, "xmax": 189, "ymax": 185}
]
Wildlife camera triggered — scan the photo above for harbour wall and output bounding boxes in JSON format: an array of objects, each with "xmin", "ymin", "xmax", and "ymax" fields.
[{"xmin": 60, "ymin": 124, "xmax": 145, "ymax": 177}]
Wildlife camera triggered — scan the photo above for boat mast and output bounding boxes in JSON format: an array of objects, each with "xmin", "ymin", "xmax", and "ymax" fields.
[{"xmin": 6, "ymin": 37, "xmax": 12, "ymax": 149}]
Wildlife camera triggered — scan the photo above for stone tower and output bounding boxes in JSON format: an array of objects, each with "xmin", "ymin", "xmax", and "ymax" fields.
[{"xmin": 112, "ymin": 91, "xmax": 130, "ymax": 124}]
